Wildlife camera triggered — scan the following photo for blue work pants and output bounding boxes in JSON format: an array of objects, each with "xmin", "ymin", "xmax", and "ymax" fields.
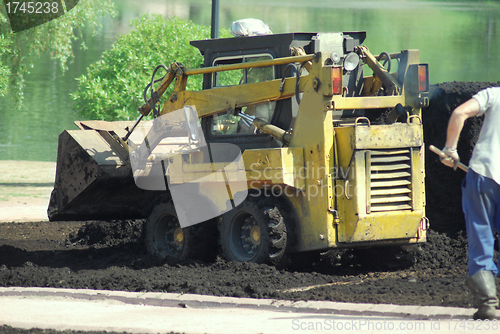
[{"xmin": 462, "ymin": 169, "xmax": 500, "ymax": 277}]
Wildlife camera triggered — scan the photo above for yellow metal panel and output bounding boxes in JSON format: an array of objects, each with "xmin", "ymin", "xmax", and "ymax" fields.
[
  {"xmin": 182, "ymin": 161, "xmax": 242, "ymax": 173},
  {"xmin": 335, "ymin": 123, "xmax": 423, "ymax": 151},
  {"xmin": 335, "ymin": 126, "xmax": 355, "ymax": 169},
  {"xmin": 411, "ymin": 146, "xmax": 426, "ymax": 211},
  {"xmin": 161, "ymin": 75, "xmax": 310, "ymax": 119},
  {"xmin": 167, "ymin": 154, "xmax": 183, "ymax": 183},
  {"xmin": 185, "ymin": 55, "xmax": 314, "ymax": 76},
  {"xmin": 334, "ymin": 122, "xmax": 426, "ymax": 244},
  {"xmin": 336, "ymin": 150, "xmax": 366, "ymax": 243},
  {"xmin": 354, "ymin": 123, "xmax": 423, "ymax": 149},
  {"xmin": 342, "ymin": 210, "xmax": 424, "ymax": 243},
  {"xmin": 173, "ymin": 161, "xmax": 243, "ymax": 183},
  {"xmin": 332, "ymin": 95, "xmax": 405, "ymax": 110},
  {"xmin": 285, "ymin": 52, "xmax": 336, "ymax": 252},
  {"xmin": 321, "ymin": 66, "xmax": 334, "ymax": 96},
  {"xmin": 242, "ymin": 147, "xmax": 305, "ymax": 189},
  {"xmin": 169, "ymin": 147, "xmax": 306, "ymax": 189}
]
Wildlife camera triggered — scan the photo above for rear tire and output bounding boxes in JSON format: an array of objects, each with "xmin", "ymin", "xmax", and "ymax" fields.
[{"xmin": 219, "ymin": 197, "xmax": 288, "ymax": 265}]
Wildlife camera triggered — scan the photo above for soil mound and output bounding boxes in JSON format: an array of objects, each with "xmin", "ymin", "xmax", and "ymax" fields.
[
  {"xmin": 423, "ymin": 81, "xmax": 500, "ymax": 233},
  {"xmin": 412, "ymin": 229, "xmax": 468, "ymax": 270},
  {"xmin": 68, "ymin": 220, "xmax": 144, "ymax": 247}
]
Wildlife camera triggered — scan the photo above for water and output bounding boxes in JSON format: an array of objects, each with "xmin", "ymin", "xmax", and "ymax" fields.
[{"xmin": 0, "ymin": 0, "xmax": 499, "ymax": 162}]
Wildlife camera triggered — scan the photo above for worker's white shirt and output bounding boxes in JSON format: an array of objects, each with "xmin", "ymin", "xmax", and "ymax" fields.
[{"xmin": 470, "ymin": 87, "xmax": 500, "ymax": 185}]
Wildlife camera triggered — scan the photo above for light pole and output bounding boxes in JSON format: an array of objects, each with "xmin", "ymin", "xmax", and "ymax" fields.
[{"xmin": 211, "ymin": 0, "xmax": 220, "ymax": 39}]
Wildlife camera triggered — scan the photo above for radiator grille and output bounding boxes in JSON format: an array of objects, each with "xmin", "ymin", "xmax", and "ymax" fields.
[{"xmin": 369, "ymin": 149, "xmax": 412, "ymax": 212}]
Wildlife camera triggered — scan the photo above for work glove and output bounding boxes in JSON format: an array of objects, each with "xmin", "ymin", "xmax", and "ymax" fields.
[{"xmin": 440, "ymin": 147, "xmax": 460, "ymax": 170}]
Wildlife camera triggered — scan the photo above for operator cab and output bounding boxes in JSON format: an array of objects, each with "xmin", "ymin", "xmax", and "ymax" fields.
[{"xmin": 190, "ymin": 32, "xmax": 366, "ymax": 150}]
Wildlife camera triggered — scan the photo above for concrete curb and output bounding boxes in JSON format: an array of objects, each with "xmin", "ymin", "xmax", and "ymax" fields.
[{"xmin": 1, "ymin": 287, "xmax": 494, "ymax": 320}]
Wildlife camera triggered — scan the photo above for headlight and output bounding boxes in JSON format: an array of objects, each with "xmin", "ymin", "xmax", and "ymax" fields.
[
  {"xmin": 343, "ymin": 52, "xmax": 360, "ymax": 72},
  {"xmin": 330, "ymin": 51, "xmax": 341, "ymax": 64}
]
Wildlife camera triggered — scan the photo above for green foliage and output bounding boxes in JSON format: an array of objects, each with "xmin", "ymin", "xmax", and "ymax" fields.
[
  {"xmin": 0, "ymin": 36, "xmax": 11, "ymax": 96},
  {"xmin": 0, "ymin": 0, "xmax": 116, "ymax": 99},
  {"xmin": 72, "ymin": 15, "xmax": 232, "ymax": 121}
]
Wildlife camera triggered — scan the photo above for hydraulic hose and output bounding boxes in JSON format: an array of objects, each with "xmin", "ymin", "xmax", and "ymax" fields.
[
  {"xmin": 146, "ymin": 64, "xmax": 169, "ymax": 118},
  {"xmin": 124, "ymin": 65, "xmax": 169, "ymax": 141}
]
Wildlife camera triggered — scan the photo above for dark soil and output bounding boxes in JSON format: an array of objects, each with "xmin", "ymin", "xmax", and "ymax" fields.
[
  {"xmin": 1, "ymin": 82, "xmax": 500, "ymax": 327},
  {"xmin": 0, "ymin": 219, "xmax": 498, "ymax": 309},
  {"xmin": 423, "ymin": 81, "xmax": 500, "ymax": 233}
]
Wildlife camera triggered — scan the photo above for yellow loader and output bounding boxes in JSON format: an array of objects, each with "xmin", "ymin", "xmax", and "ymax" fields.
[{"xmin": 48, "ymin": 32, "xmax": 430, "ymax": 265}]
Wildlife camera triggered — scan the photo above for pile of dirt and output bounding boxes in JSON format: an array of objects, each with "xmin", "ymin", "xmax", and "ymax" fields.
[
  {"xmin": 67, "ymin": 220, "xmax": 144, "ymax": 247},
  {"xmin": 422, "ymin": 81, "xmax": 500, "ymax": 233},
  {"xmin": 351, "ymin": 81, "xmax": 499, "ymax": 234}
]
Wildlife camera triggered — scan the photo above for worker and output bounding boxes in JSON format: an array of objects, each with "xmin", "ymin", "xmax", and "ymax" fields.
[{"xmin": 441, "ymin": 86, "xmax": 500, "ymax": 320}]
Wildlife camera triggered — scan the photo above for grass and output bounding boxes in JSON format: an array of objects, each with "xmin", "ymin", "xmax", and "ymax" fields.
[{"xmin": 0, "ymin": 186, "xmax": 50, "ymax": 201}]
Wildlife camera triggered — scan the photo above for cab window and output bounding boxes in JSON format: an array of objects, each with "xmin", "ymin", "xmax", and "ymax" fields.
[{"xmin": 210, "ymin": 54, "xmax": 276, "ymax": 136}]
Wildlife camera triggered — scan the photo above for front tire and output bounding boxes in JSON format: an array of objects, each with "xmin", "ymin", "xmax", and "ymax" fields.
[
  {"xmin": 219, "ymin": 198, "xmax": 288, "ymax": 265},
  {"xmin": 145, "ymin": 201, "xmax": 218, "ymax": 262},
  {"xmin": 146, "ymin": 202, "xmax": 189, "ymax": 261}
]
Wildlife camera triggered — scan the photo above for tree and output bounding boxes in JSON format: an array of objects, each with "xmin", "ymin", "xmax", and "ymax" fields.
[
  {"xmin": 0, "ymin": 0, "xmax": 117, "ymax": 98},
  {"xmin": 72, "ymin": 14, "xmax": 233, "ymax": 121}
]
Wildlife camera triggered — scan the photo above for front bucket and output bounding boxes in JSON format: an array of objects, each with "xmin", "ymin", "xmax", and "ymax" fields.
[{"xmin": 48, "ymin": 129, "xmax": 160, "ymax": 221}]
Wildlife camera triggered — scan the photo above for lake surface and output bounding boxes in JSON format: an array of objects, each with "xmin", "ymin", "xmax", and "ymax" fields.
[{"xmin": 1, "ymin": 0, "xmax": 499, "ymax": 162}]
